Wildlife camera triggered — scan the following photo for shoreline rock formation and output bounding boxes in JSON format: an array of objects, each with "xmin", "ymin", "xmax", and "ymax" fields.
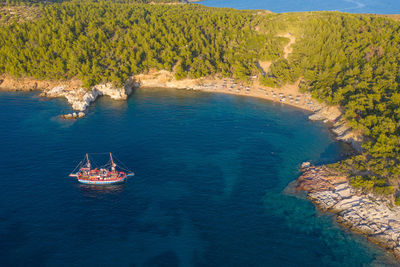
[
  {"xmin": 0, "ymin": 75, "xmax": 138, "ymax": 118},
  {"xmin": 308, "ymin": 106, "xmax": 364, "ymax": 153},
  {"xmin": 43, "ymin": 79, "xmax": 137, "ymax": 111},
  {"xmin": 60, "ymin": 112, "xmax": 85, "ymax": 119},
  {"xmin": 296, "ymin": 163, "xmax": 400, "ymax": 262}
]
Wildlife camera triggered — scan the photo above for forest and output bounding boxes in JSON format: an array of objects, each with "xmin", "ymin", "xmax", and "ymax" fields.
[
  {"xmin": 1, "ymin": 0, "xmax": 400, "ymax": 196},
  {"xmin": 0, "ymin": 0, "xmax": 285, "ymax": 85}
]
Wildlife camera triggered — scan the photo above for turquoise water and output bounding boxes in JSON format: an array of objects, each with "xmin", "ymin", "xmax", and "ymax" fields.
[
  {"xmin": 200, "ymin": 0, "xmax": 400, "ymax": 14},
  {"xmin": 0, "ymin": 88, "xmax": 397, "ymax": 266}
]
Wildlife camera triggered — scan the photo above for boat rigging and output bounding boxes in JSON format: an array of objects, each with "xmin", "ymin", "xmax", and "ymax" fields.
[{"xmin": 69, "ymin": 153, "xmax": 134, "ymax": 185}]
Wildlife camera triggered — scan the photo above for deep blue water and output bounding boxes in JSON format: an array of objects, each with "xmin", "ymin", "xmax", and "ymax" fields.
[
  {"xmin": 0, "ymin": 89, "xmax": 397, "ymax": 266},
  {"xmin": 200, "ymin": 0, "xmax": 400, "ymax": 14}
]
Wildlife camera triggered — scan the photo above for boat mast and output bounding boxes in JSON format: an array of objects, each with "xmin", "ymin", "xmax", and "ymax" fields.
[
  {"xmin": 86, "ymin": 153, "xmax": 91, "ymax": 169},
  {"xmin": 110, "ymin": 152, "xmax": 116, "ymax": 172}
]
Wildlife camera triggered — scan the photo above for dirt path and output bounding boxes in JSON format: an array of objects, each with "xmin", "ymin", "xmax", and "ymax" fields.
[
  {"xmin": 279, "ymin": 33, "xmax": 296, "ymax": 59},
  {"xmin": 257, "ymin": 32, "xmax": 296, "ymax": 75}
]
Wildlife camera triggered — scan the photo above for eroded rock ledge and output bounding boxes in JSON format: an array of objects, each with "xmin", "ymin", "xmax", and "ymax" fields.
[
  {"xmin": 0, "ymin": 75, "xmax": 138, "ymax": 117},
  {"xmin": 309, "ymin": 106, "xmax": 363, "ymax": 153},
  {"xmin": 43, "ymin": 79, "xmax": 137, "ymax": 111},
  {"xmin": 296, "ymin": 163, "xmax": 400, "ymax": 261}
]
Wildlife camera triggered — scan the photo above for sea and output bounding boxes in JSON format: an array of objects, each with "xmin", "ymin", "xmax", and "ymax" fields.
[
  {"xmin": 0, "ymin": 88, "xmax": 397, "ymax": 266},
  {"xmin": 201, "ymin": 0, "xmax": 400, "ymax": 14}
]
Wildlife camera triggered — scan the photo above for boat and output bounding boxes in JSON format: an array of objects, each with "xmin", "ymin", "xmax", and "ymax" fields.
[{"xmin": 69, "ymin": 153, "xmax": 134, "ymax": 185}]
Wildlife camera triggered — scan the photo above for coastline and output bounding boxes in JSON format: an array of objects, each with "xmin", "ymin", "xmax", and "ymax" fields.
[
  {"xmin": 0, "ymin": 70, "xmax": 362, "ymax": 150},
  {"xmin": 1, "ymin": 2, "xmax": 400, "ymax": 264},
  {"xmin": 135, "ymin": 71, "xmax": 320, "ymax": 112},
  {"xmin": 0, "ymin": 72, "xmax": 393, "ymax": 262},
  {"xmin": 296, "ymin": 163, "xmax": 400, "ymax": 262},
  {"xmin": 134, "ymin": 70, "xmax": 363, "ymax": 152},
  {"xmin": 0, "ymin": 71, "xmax": 320, "ymax": 112}
]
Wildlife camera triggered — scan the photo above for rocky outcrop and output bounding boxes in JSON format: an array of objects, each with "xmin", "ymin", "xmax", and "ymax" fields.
[
  {"xmin": 309, "ymin": 106, "xmax": 363, "ymax": 153},
  {"xmin": 61, "ymin": 112, "xmax": 85, "ymax": 119},
  {"xmin": 45, "ymin": 86, "xmax": 96, "ymax": 111},
  {"xmin": 296, "ymin": 163, "xmax": 400, "ymax": 262},
  {"xmin": 93, "ymin": 81, "xmax": 134, "ymax": 100},
  {"xmin": 0, "ymin": 75, "xmax": 137, "ymax": 114},
  {"xmin": 332, "ymin": 120, "xmax": 363, "ymax": 153},
  {"xmin": 308, "ymin": 105, "xmax": 342, "ymax": 122},
  {"xmin": 43, "ymin": 78, "xmax": 137, "ymax": 111}
]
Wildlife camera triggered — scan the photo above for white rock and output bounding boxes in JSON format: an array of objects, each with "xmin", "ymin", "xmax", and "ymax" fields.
[
  {"xmin": 299, "ymin": 164, "xmax": 400, "ymax": 260},
  {"xmin": 45, "ymin": 78, "xmax": 136, "ymax": 111},
  {"xmin": 301, "ymin": 162, "xmax": 311, "ymax": 169},
  {"xmin": 336, "ymin": 188, "xmax": 352, "ymax": 199},
  {"xmin": 46, "ymin": 85, "xmax": 66, "ymax": 96},
  {"xmin": 63, "ymin": 113, "xmax": 73, "ymax": 119}
]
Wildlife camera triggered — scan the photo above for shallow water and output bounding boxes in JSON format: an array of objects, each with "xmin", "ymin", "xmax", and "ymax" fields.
[
  {"xmin": 0, "ymin": 89, "xmax": 397, "ymax": 266},
  {"xmin": 200, "ymin": 0, "xmax": 400, "ymax": 14}
]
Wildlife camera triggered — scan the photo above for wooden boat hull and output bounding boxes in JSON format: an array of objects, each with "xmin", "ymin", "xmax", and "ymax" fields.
[
  {"xmin": 77, "ymin": 177, "xmax": 126, "ymax": 185},
  {"xmin": 70, "ymin": 153, "xmax": 133, "ymax": 185}
]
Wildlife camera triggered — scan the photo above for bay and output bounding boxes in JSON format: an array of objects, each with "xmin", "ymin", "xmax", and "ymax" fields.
[{"xmin": 0, "ymin": 89, "xmax": 396, "ymax": 266}]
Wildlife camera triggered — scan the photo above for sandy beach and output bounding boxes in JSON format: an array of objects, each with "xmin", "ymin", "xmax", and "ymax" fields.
[{"xmin": 134, "ymin": 70, "xmax": 324, "ymax": 112}]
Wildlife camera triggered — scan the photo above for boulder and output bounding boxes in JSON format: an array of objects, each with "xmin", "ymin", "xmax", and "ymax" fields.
[
  {"xmin": 394, "ymin": 246, "xmax": 400, "ymax": 261},
  {"xmin": 63, "ymin": 113, "xmax": 73, "ymax": 119},
  {"xmin": 308, "ymin": 106, "xmax": 341, "ymax": 122},
  {"xmin": 301, "ymin": 162, "xmax": 311, "ymax": 170},
  {"xmin": 61, "ymin": 112, "xmax": 86, "ymax": 119},
  {"xmin": 45, "ymin": 86, "xmax": 66, "ymax": 97}
]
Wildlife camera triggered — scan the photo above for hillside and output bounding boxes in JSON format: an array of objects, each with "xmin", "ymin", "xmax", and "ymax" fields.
[{"xmin": 1, "ymin": 0, "xmax": 400, "ymax": 198}]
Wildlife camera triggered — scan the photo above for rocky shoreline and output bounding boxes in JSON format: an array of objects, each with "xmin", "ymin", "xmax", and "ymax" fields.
[
  {"xmin": 0, "ymin": 30, "xmax": 337, "ymax": 121},
  {"xmin": 0, "ymin": 72, "xmax": 364, "ymax": 149},
  {"xmin": 308, "ymin": 106, "xmax": 363, "ymax": 153},
  {"xmin": 0, "ymin": 75, "xmax": 138, "ymax": 119},
  {"xmin": 296, "ymin": 163, "xmax": 400, "ymax": 262},
  {"xmin": 0, "ymin": 72, "xmax": 363, "ymax": 158},
  {"xmin": 42, "ymin": 80, "xmax": 137, "ymax": 119},
  {"xmin": 0, "ymin": 72, "xmax": 323, "ymax": 118},
  {"xmin": 0, "ymin": 73, "xmax": 364, "ymax": 152}
]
